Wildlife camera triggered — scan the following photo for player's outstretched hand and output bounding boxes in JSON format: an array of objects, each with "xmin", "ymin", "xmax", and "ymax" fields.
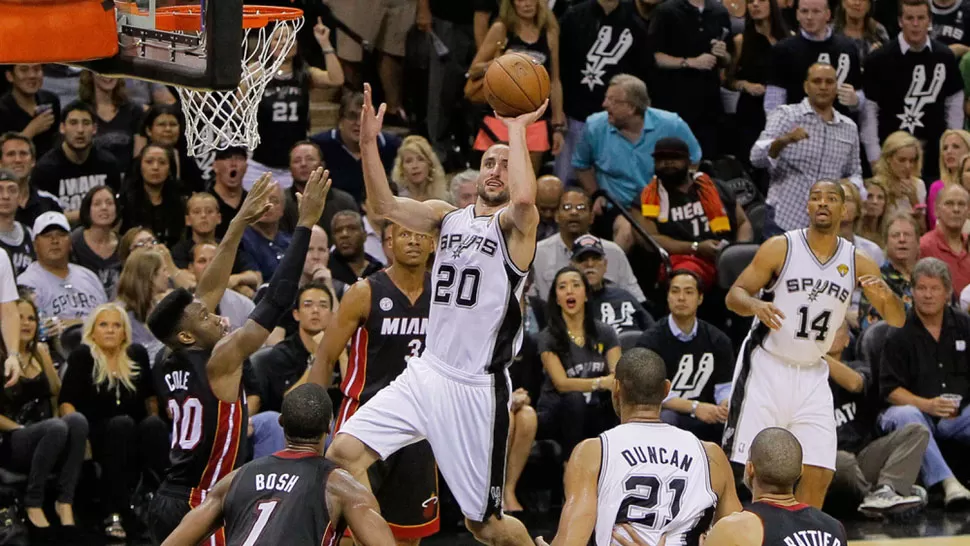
[
  {"xmin": 613, "ymin": 525, "xmax": 666, "ymax": 546},
  {"xmin": 297, "ymin": 167, "xmax": 332, "ymax": 228},
  {"xmin": 361, "ymin": 83, "xmax": 386, "ymax": 145},
  {"xmin": 753, "ymin": 300, "xmax": 785, "ymax": 330},
  {"xmin": 236, "ymin": 173, "xmax": 277, "ymax": 225},
  {"xmin": 497, "ymin": 99, "xmax": 549, "ymax": 127}
]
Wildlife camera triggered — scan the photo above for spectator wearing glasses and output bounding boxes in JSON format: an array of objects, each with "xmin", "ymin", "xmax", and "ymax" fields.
[
  {"xmin": 70, "ymin": 185, "xmax": 122, "ymax": 298},
  {"xmin": 0, "ymin": 132, "xmax": 63, "ymax": 228},
  {"xmin": 17, "ymin": 212, "xmax": 107, "ymax": 329},
  {"xmin": 532, "ymin": 187, "xmax": 645, "ymax": 302},
  {"xmin": 311, "ymin": 92, "xmax": 401, "ymax": 204}
]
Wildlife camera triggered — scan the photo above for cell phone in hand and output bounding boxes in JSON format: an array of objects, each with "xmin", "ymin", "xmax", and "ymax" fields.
[{"xmin": 35, "ymin": 104, "xmax": 53, "ymax": 116}]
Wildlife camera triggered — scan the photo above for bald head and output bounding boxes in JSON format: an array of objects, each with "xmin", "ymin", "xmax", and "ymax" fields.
[
  {"xmin": 614, "ymin": 348, "xmax": 669, "ymax": 407},
  {"xmin": 749, "ymin": 428, "xmax": 803, "ymax": 490},
  {"xmin": 536, "ymin": 175, "xmax": 564, "ymax": 225}
]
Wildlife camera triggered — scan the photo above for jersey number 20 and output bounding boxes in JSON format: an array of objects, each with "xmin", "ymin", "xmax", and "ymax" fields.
[
  {"xmin": 434, "ymin": 265, "xmax": 482, "ymax": 307},
  {"xmin": 615, "ymin": 475, "xmax": 687, "ymax": 529},
  {"xmin": 795, "ymin": 306, "xmax": 832, "ymax": 341}
]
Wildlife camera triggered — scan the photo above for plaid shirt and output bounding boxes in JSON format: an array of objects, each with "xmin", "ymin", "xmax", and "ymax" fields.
[{"xmin": 751, "ymin": 98, "xmax": 863, "ymax": 230}]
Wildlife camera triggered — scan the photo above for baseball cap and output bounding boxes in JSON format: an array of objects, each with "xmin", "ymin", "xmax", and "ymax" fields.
[
  {"xmin": 32, "ymin": 211, "xmax": 70, "ymax": 239},
  {"xmin": 0, "ymin": 168, "xmax": 18, "ymax": 183},
  {"xmin": 571, "ymin": 234, "xmax": 605, "ymax": 261},
  {"xmin": 652, "ymin": 137, "xmax": 690, "ymax": 160},
  {"xmin": 214, "ymin": 146, "xmax": 248, "ymax": 160}
]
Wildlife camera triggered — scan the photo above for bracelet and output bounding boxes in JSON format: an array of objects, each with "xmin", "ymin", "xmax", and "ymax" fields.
[
  {"xmin": 322, "ymin": 48, "xmax": 336, "ymax": 55},
  {"xmin": 593, "ymin": 377, "xmax": 601, "ymax": 391},
  {"xmin": 690, "ymin": 400, "xmax": 699, "ymax": 418}
]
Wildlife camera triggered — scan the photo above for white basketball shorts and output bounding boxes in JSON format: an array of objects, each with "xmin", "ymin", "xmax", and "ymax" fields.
[
  {"xmin": 337, "ymin": 352, "xmax": 511, "ymax": 522},
  {"xmin": 723, "ymin": 341, "xmax": 837, "ymax": 470}
]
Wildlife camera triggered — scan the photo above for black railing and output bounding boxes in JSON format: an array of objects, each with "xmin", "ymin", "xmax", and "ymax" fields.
[{"xmin": 591, "ymin": 189, "xmax": 672, "ymax": 281}]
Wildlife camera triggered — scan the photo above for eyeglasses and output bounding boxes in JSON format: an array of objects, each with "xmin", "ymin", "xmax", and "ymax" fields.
[
  {"xmin": 132, "ymin": 239, "xmax": 159, "ymax": 250},
  {"xmin": 561, "ymin": 203, "xmax": 588, "ymax": 212}
]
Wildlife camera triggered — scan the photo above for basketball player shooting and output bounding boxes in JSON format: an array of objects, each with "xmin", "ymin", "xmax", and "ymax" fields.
[
  {"xmin": 704, "ymin": 428, "xmax": 848, "ymax": 546},
  {"xmin": 325, "ymin": 83, "xmax": 546, "ymax": 546},
  {"xmin": 535, "ymin": 348, "xmax": 741, "ymax": 546},
  {"xmin": 723, "ymin": 180, "xmax": 906, "ymax": 508},
  {"xmin": 160, "ymin": 384, "xmax": 395, "ymax": 546}
]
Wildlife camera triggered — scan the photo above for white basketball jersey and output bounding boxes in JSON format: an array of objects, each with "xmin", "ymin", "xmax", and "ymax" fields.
[
  {"xmin": 759, "ymin": 229, "xmax": 857, "ymax": 364},
  {"xmin": 596, "ymin": 422, "xmax": 717, "ymax": 546},
  {"xmin": 425, "ymin": 205, "xmax": 528, "ymax": 375}
]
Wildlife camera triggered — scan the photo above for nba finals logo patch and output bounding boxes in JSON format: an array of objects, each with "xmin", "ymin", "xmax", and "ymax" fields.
[{"xmin": 837, "ymin": 264, "xmax": 849, "ymax": 278}]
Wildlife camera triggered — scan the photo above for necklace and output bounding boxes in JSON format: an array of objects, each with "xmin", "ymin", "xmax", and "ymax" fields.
[{"xmin": 568, "ymin": 330, "xmax": 585, "ymax": 346}]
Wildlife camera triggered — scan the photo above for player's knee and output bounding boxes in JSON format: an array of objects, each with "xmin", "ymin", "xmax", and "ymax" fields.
[
  {"xmin": 515, "ymin": 404, "xmax": 537, "ymax": 430},
  {"xmin": 465, "ymin": 516, "xmax": 501, "ymax": 542}
]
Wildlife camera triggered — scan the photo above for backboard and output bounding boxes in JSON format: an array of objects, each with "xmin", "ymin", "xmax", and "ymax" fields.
[{"xmin": 75, "ymin": 0, "xmax": 245, "ymax": 91}]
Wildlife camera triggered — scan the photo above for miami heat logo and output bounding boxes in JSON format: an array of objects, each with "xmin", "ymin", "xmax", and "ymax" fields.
[
  {"xmin": 421, "ymin": 494, "xmax": 439, "ymax": 520},
  {"xmin": 837, "ymin": 264, "xmax": 849, "ymax": 278}
]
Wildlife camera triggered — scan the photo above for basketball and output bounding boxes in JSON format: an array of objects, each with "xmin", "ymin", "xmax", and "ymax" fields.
[{"xmin": 484, "ymin": 52, "xmax": 550, "ymax": 118}]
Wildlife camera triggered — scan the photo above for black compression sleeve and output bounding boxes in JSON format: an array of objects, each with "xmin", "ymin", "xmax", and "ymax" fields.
[{"xmin": 249, "ymin": 226, "xmax": 311, "ymax": 331}]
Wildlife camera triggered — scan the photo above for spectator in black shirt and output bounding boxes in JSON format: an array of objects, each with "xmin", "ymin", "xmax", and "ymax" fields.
[
  {"xmin": 0, "ymin": 169, "xmax": 35, "ymax": 275},
  {"xmin": 634, "ymin": 0, "xmax": 663, "ymax": 24},
  {"xmin": 648, "ymin": 0, "xmax": 733, "ymax": 158},
  {"xmin": 555, "ymin": 0, "xmax": 651, "ymax": 182},
  {"xmin": 570, "ymin": 234, "xmax": 653, "ymax": 334},
  {"xmin": 878, "ymin": 257, "xmax": 970, "ymax": 507},
  {"xmin": 765, "ymin": 0, "xmax": 864, "ymax": 116},
  {"xmin": 0, "ymin": 65, "xmax": 60, "ymax": 158},
  {"xmin": 862, "ymin": 0, "xmax": 964, "ymax": 182},
  {"xmin": 78, "ymin": 71, "xmax": 145, "ymax": 177},
  {"xmin": 930, "ymin": 0, "xmax": 970, "ymax": 57},
  {"xmin": 31, "ymin": 101, "xmax": 123, "ymax": 224},
  {"xmin": 208, "ymin": 147, "xmax": 249, "ymax": 238},
  {"xmin": 834, "ymin": 0, "xmax": 890, "ymax": 61},
  {"xmin": 536, "ymin": 174, "xmax": 563, "ymax": 241},
  {"xmin": 58, "ymin": 303, "xmax": 168, "ymax": 541},
  {"xmin": 140, "ymin": 105, "xmax": 204, "ymax": 194},
  {"xmin": 329, "ymin": 211, "xmax": 384, "ymax": 285},
  {"xmin": 120, "ymin": 144, "xmax": 186, "ymax": 248},
  {"xmin": 637, "ymin": 270, "xmax": 734, "ymax": 442},
  {"xmin": 0, "ymin": 132, "xmax": 62, "ymax": 228},
  {"xmin": 279, "ymin": 141, "xmax": 359, "ymax": 237},
  {"xmin": 825, "ymin": 320, "xmax": 929, "ymax": 517},
  {"xmin": 537, "ymin": 266, "xmax": 621, "ymax": 459},
  {"xmin": 70, "ymin": 185, "xmax": 122, "ymax": 297}
]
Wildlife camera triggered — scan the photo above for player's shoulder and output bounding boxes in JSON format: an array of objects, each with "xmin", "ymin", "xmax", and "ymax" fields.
[{"xmin": 756, "ymin": 233, "xmax": 789, "ymax": 260}]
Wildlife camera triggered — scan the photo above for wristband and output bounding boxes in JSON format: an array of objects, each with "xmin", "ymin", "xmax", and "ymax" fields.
[
  {"xmin": 690, "ymin": 400, "xmax": 699, "ymax": 418},
  {"xmin": 322, "ymin": 48, "xmax": 335, "ymax": 55}
]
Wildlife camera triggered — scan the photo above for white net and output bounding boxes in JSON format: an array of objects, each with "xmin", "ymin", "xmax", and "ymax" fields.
[{"xmin": 177, "ymin": 13, "xmax": 303, "ymax": 157}]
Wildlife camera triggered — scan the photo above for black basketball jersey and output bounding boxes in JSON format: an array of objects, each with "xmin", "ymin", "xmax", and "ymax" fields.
[
  {"xmin": 746, "ymin": 501, "xmax": 847, "ymax": 546},
  {"xmin": 340, "ymin": 271, "xmax": 431, "ymax": 408},
  {"xmin": 0, "ymin": 223, "xmax": 35, "ymax": 276},
  {"xmin": 252, "ymin": 71, "xmax": 310, "ymax": 168},
  {"xmin": 155, "ymin": 347, "xmax": 248, "ymax": 506},
  {"xmin": 223, "ymin": 451, "xmax": 346, "ymax": 546},
  {"xmin": 932, "ymin": 0, "xmax": 970, "ymax": 46}
]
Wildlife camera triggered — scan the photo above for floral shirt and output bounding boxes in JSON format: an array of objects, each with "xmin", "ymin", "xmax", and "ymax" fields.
[{"xmin": 858, "ymin": 261, "xmax": 913, "ymax": 330}]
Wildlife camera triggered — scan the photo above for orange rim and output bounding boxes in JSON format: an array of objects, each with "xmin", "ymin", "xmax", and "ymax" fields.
[{"xmin": 116, "ymin": 4, "xmax": 302, "ymax": 32}]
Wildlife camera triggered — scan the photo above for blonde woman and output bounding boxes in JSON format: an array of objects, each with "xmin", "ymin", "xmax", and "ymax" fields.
[
  {"xmin": 116, "ymin": 249, "xmax": 171, "ymax": 360},
  {"xmin": 873, "ymin": 131, "xmax": 926, "ymax": 225},
  {"xmin": 0, "ymin": 295, "xmax": 87, "ymax": 531},
  {"xmin": 927, "ymin": 130, "xmax": 970, "ymax": 227},
  {"xmin": 59, "ymin": 303, "xmax": 168, "ymax": 541},
  {"xmin": 859, "ymin": 178, "xmax": 891, "ymax": 247},
  {"xmin": 390, "ymin": 135, "xmax": 449, "ymax": 202}
]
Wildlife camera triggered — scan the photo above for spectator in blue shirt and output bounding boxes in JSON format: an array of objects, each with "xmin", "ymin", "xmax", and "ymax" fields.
[
  {"xmin": 573, "ymin": 73, "xmax": 701, "ymax": 249},
  {"xmin": 240, "ymin": 183, "xmax": 291, "ymax": 279},
  {"xmin": 310, "ymin": 92, "xmax": 400, "ymax": 204}
]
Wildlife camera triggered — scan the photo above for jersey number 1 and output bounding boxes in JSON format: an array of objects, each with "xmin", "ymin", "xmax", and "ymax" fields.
[
  {"xmin": 795, "ymin": 306, "xmax": 832, "ymax": 341},
  {"xmin": 242, "ymin": 500, "xmax": 279, "ymax": 546}
]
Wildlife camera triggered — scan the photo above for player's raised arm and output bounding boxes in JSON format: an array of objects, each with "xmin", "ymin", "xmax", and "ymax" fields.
[
  {"xmin": 206, "ymin": 168, "xmax": 330, "ymax": 402},
  {"xmin": 308, "ymin": 280, "xmax": 370, "ymax": 388},
  {"xmin": 496, "ymin": 100, "xmax": 547, "ymax": 241},
  {"xmin": 196, "ymin": 173, "xmax": 275, "ymax": 312},
  {"xmin": 536, "ymin": 437, "xmax": 601, "ymax": 546},
  {"xmin": 360, "ymin": 83, "xmax": 454, "ymax": 234},
  {"xmin": 160, "ymin": 470, "xmax": 238, "ymax": 546},
  {"xmin": 855, "ymin": 250, "xmax": 906, "ymax": 327},
  {"xmin": 325, "ymin": 468, "xmax": 395, "ymax": 546},
  {"xmin": 725, "ymin": 235, "xmax": 788, "ymax": 330},
  {"xmin": 703, "ymin": 511, "xmax": 763, "ymax": 546}
]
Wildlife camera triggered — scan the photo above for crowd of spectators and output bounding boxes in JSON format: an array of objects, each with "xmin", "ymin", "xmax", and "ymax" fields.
[{"xmin": 4, "ymin": 0, "xmax": 970, "ymax": 538}]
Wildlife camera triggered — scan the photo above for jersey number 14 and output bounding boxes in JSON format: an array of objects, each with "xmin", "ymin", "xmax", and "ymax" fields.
[{"xmin": 795, "ymin": 306, "xmax": 832, "ymax": 341}]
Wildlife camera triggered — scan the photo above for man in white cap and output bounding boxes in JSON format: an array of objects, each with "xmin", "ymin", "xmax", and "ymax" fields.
[{"xmin": 17, "ymin": 211, "xmax": 106, "ymax": 330}]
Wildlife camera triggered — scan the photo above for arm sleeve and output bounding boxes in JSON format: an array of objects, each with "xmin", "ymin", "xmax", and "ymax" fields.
[
  {"xmin": 860, "ymin": 99, "xmax": 882, "ymax": 164},
  {"xmin": 249, "ymin": 226, "xmax": 312, "ymax": 331},
  {"xmin": 848, "ymin": 360, "xmax": 873, "ymax": 396},
  {"xmin": 763, "ymin": 85, "xmax": 787, "ymax": 114},
  {"xmin": 750, "ymin": 107, "xmax": 789, "ymax": 169},
  {"xmin": 536, "ymin": 330, "xmax": 554, "ymax": 354}
]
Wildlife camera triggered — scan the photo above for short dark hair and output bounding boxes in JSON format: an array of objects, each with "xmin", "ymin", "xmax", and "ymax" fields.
[
  {"xmin": 280, "ymin": 383, "xmax": 333, "ymax": 443},
  {"xmin": 295, "ymin": 280, "xmax": 334, "ymax": 311},
  {"xmin": 668, "ymin": 268, "xmax": 704, "ymax": 293},
  {"xmin": 615, "ymin": 348, "xmax": 668, "ymax": 406},
  {"xmin": 899, "ymin": 0, "xmax": 931, "ymax": 16},
  {"xmin": 804, "ymin": 62, "xmax": 836, "ymax": 81},
  {"xmin": 331, "ymin": 210, "xmax": 364, "ymax": 232},
  {"xmin": 147, "ymin": 288, "xmax": 194, "ymax": 344},
  {"xmin": 559, "ymin": 186, "xmax": 590, "ymax": 206},
  {"xmin": 339, "ymin": 92, "xmax": 365, "ymax": 120},
  {"xmin": 749, "ymin": 428, "xmax": 803, "ymax": 490},
  {"xmin": 141, "ymin": 103, "xmax": 183, "ymax": 138},
  {"xmin": 61, "ymin": 100, "xmax": 96, "ymax": 124},
  {"xmin": 78, "ymin": 186, "xmax": 118, "ymax": 229},
  {"xmin": 0, "ymin": 132, "xmax": 35, "ymax": 160},
  {"xmin": 288, "ymin": 140, "xmax": 324, "ymax": 162},
  {"xmin": 810, "ymin": 179, "xmax": 845, "ymax": 202}
]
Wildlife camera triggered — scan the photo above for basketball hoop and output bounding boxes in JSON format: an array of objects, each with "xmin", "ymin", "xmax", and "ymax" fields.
[{"xmin": 138, "ymin": 4, "xmax": 305, "ymax": 156}]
